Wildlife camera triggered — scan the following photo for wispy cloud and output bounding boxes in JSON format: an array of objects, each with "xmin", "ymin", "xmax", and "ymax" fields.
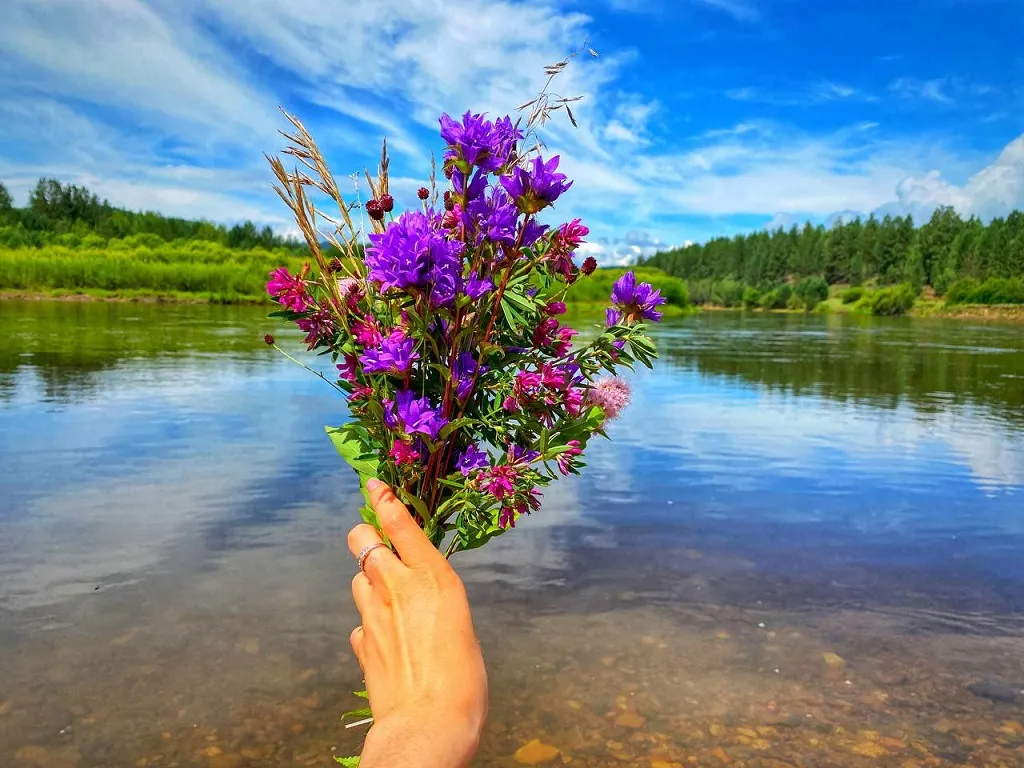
[
  {"xmin": 605, "ymin": 0, "xmax": 759, "ymax": 21},
  {"xmin": 726, "ymin": 81, "xmax": 871, "ymax": 105},
  {"xmin": 890, "ymin": 77, "xmax": 954, "ymax": 104},
  {"xmin": 693, "ymin": 0, "xmax": 760, "ymax": 21}
]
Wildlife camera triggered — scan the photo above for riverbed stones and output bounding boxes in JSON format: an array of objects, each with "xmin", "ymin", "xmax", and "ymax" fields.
[
  {"xmin": 15, "ymin": 745, "xmax": 81, "ymax": 767},
  {"xmin": 614, "ymin": 711, "xmax": 646, "ymax": 728},
  {"xmin": 967, "ymin": 680, "xmax": 1024, "ymax": 704},
  {"xmin": 514, "ymin": 739, "xmax": 561, "ymax": 765},
  {"xmin": 822, "ymin": 652, "xmax": 846, "ymax": 668}
]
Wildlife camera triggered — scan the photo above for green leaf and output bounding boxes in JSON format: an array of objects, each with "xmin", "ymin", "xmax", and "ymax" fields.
[
  {"xmin": 504, "ymin": 289, "xmax": 536, "ymax": 312},
  {"xmin": 342, "ymin": 707, "xmax": 373, "ymax": 720},
  {"xmin": 353, "ymin": 690, "xmax": 369, "ymax": 700},
  {"xmin": 438, "ymin": 417, "xmax": 473, "ymax": 440},
  {"xmin": 325, "ymin": 424, "xmax": 379, "ymax": 478},
  {"xmin": 334, "ymin": 756, "xmax": 361, "ymax": 767},
  {"xmin": 401, "ymin": 491, "xmax": 430, "ymax": 522}
]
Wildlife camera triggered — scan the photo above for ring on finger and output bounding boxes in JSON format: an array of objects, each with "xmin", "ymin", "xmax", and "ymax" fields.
[{"xmin": 356, "ymin": 543, "xmax": 388, "ymax": 573}]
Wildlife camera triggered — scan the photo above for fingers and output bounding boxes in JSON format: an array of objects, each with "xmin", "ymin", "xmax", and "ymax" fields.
[
  {"xmin": 347, "ymin": 523, "xmax": 399, "ymax": 583},
  {"xmin": 349, "ymin": 625, "xmax": 365, "ymax": 668},
  {"xmin": 366, "ymin": 479, "xmax": 441, "ymax": 567},
  {"xmin": 351, "ymin": 572, "xmax": 373, "ymax": 617}
]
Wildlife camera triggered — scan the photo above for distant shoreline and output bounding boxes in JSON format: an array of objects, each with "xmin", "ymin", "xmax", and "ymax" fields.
[{"xmin": 3, "ymin": 289, "xmax": 1020, "ymax": 322}]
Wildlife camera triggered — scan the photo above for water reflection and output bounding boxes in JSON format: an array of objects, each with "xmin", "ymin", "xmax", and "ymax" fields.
[{"xmin": 1, "ymin": 302, "xmax": 1024, "ymax": 767}]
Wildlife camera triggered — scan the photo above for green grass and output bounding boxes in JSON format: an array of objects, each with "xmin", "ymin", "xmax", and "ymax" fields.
[
  {"xmin": 0, "ymin": 243, "xmax": 303, "ymax": 302},
  {"xmin": 566, "ymin": 266, "xmax": 691, "ymax": 311}
]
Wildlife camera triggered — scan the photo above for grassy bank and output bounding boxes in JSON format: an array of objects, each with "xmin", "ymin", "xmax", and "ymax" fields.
[
  {"xmin": 0, "ymin": 246, "xmax": 693, "ymax": 315},
  {"xmin": 0, "ymin": 242, "xmax": 302, "ymax": 303}
]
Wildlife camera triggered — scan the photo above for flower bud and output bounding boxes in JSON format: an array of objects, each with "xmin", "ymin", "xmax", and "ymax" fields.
[
  {"xmin": 379, "ymin": 194, "xmax": 394, "ymax": 213},
  {"xmin": 417, "ymin": 187, "xmax": 430, "ymax": 200},
  {"xmin": 328, "ymin": 257, "xmax": 343, "ymax": 273},
  {"xmin": 581, "ymin": 256, "xmax": 598, "ymax": 276},
  {"xmin": 443, "ymin": 191, "xmax": 455, "ymax": 211},
  {"xmin": 263, "ymin": 334, "xmax": 275, "ymax": 345},
  {"xmin": 366, "ymin": 199, "xmax": 385, "ymax": 221}
]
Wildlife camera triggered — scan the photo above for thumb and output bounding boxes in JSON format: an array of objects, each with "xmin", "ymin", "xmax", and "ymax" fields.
[{"xmin": 367, "ymin": 479, "xmax": 441, "ymax": 566}]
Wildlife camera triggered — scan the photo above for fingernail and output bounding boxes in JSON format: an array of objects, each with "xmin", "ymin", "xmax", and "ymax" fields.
[{"xmin": 366, "ymin": 478, "xmax": 382, "ymax": 492}]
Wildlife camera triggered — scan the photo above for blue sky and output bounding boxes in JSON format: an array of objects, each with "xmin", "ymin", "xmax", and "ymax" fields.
[{"xmin": 0, "ymin": 0, "xmax": 1021, "ymax": 264}]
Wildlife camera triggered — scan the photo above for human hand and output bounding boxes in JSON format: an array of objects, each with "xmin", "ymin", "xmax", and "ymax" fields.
[{"xmin": 347, "ymin": 479, "xmax": 488, "ymax": 768}]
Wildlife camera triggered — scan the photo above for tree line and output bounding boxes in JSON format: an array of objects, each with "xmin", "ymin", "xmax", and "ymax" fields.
[
  {"xmin": 0, "ymin": 178, "xmax": 301, "ymax": 251},
  {"xmin": 641, "ymin": 208, "xmax": 1024, "ymax": 301}
]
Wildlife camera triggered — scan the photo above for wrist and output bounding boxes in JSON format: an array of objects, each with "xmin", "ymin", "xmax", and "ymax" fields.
[{"xmin": 361, "ymin": 712, "xmax": 482, "ymax": 768}]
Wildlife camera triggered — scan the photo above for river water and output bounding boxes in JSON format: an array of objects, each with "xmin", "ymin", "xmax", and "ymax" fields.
[{"xmin": 1, "ymin": 301, "xmax": 1023, "ymax": 767}]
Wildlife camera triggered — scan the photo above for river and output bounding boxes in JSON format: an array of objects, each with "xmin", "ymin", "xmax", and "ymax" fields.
[{"xmin": 1, "ymin": 301, "xmax": 1023, "ymax": 767}]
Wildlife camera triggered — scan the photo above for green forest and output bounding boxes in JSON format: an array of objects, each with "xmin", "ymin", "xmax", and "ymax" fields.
[
  {"xmin": 0, "ymin": 178, "xmax": 310, "ymax": 302},
  {"xmin": 642, "ymin": 207, "xmax": 1024, "ymax": 313},
  {"xmin": 3, "ymin": 177, "xmax": 1023, "ymax": 314}
]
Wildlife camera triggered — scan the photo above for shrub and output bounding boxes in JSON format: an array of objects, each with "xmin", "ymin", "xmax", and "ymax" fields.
[
  {"xmin": 711, "ymin": 279, "xmax": 744, "ymax": 308},
  {"xmin": 757, "ymin": 283, "xmax": 791, "ymax": 310},
  {"xmin": 742, "ymin": 286, "xmax": 760, "ymax": 309},
  {"xmin": 794, "ymin": 276, "xmax": 829, "ymax": 310},
  {"xmin": 945, "ymin": 277, "xmax": 1024, "ymax": 305},
  {"xmin": 840, "ymin": 286, "xmax": 864, "ymax": 304},
  {"xmin": 687, "ymin": 279, "xmax": 713, "ymax": 305},
  {"xmin": 867, "ymin": 283, "xmax": 918, "ymax": 316}
]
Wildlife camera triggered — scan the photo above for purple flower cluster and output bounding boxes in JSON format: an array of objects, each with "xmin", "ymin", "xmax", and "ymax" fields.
[
  {"xmin": 456, "ymin": 444, "xmax": 490, "ymax": 476},
  {"xmin": 501, "ymin": 155, "xmax": 572, "ymax": 215},
  {"xmin": 608, "ymin": 271, "xmax": 667, "ymax": 324},
  {"xmin": 384, "ymin": 390, "xmax": 448, "ymax": 441},
  {"xmin": 453, "ymin": 351, "xmax": 486, "ymax": 402},
  {"xmin": 365, "ymin": 211, "xmax": 466, "ymax": 308},
  {"xmin": 361, "ymin": 330, "xmax": 419, "ymax": 377},
  {"xmin": 440, "ymin": 111, "xmax": 521, "ymax": 173},
  {"xmin": 269, "ymin": 103, "xmax": 663, "ymax": 560}
]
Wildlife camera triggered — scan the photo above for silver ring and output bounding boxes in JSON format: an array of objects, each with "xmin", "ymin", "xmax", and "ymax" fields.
[{"xmin": 357, "ymin": 543, "xmax": 388, "ymax": 573}]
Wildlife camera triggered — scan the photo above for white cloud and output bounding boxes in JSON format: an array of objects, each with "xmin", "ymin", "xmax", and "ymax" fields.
[
  {"xmin": 890, "ymin": 77, "xmax": 953, "ymax": 104},
  {"xmin": 0, "ymin": 0, "xmax": 278, "ymax": 139},
  {"xmin": 693, "ymin": 0, "xmax": 760, "ymax": 21},
  {"xmin": 877, "ymin": 134, "xmax": 1024, "ymax": 221},
  {"xmin": 604, "ymin": 0, "xmax": 758, "ymax": 21}
]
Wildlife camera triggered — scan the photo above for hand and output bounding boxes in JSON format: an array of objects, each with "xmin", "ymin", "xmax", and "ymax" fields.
[{"xmin": 347, "ymin": 479, "xmax": 488, "ymax": 768}]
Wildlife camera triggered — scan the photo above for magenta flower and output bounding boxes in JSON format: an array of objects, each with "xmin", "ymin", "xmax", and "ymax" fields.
[
  {"xmin": 352, "ymin": 317, "xmax": 383, "ymax": 347},
  {"xmin": 480, "ymin": 465, "xmax": 519, "ymax": 500},
  {"xmin": 500, "ymin": 155, "xmax": 572, "ymax": 214},
  {"xmin": 556, "ymin": 440, "xmax": 583, "ymax": 475},
  {"xmin": 588, "ymin": 377, "xmax": 632, "ymax": 422},
  {"xmin": 337, "ymin": 354, "xmax": 359, "ymax": 383},
  {"xmin": 295, "ymin": 308, "xmax": 335, "ymax": 349},
  {"xmin": 544, "ymin": 301, "xmax": 566, "ymax": 315},
  {"xmin": 610, "ymin": 271, "xmax": 666, "ymax": 322},
  {"xmin": 361, "ymin": 330, "xmax": 419, "ymax": 377},
  {"xmin": 337, "ymin": 277, "xmax": 363, "ymax": 306},
  {"xmin": 390, "ymin": 439, "xmax": 423, "ymax": 467},
  {"xmin": 456, "ymin": 444, "xmax": 490, "ymax": 476},
  {"xmin": 558, "ymin": 219, "xmax": 589, "ymax": 248},
  {"xmin": 499, "ymin": 506, "xmax": 518, "ymax": 529},
  {"xmin": 267, "ymin": 267, "xmax": 313, "ymax": 312}
]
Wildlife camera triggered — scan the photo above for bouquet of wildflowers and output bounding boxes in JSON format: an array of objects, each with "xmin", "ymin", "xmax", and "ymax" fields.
[{"xmin": 264, "ymin": 93, "xmax": 664, "ymax": 555}]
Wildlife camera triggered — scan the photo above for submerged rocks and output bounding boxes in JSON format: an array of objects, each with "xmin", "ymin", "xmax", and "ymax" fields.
[
  {"xmin": 513, "ymin": 739, "xmax": 561, "ymax": 765},
  {"xmin": 967, "ymin": 680, "xmax": 1024, "ymax": 704}
]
